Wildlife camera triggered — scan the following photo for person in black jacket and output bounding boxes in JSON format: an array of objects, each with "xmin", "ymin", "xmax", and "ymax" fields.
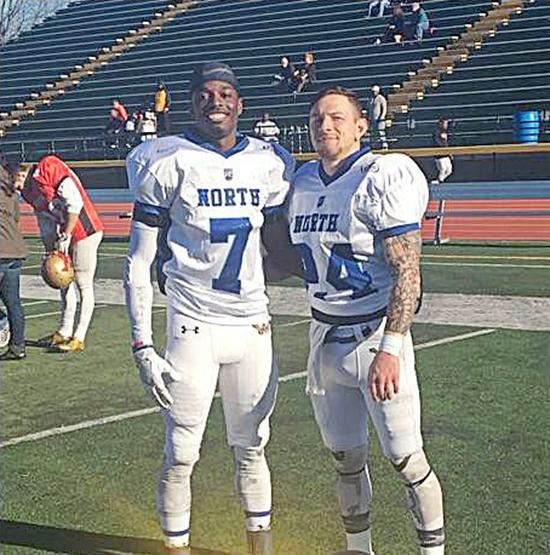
[{"xmin": 271, "ymin": 56, "xmax": 295, "ymax": 91}]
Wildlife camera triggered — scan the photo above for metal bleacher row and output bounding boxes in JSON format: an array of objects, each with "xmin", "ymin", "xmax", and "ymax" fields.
[
  {"xmin": 394, "ymin": 0, "xmax": 550, "ymax": 146},
  {"xmin": 0, "ymin": 0, "xmax": 174, "ymax": 113},
  {"xmin": 0, "ymin": 0, "xmax": 548, "ymax": 159}
]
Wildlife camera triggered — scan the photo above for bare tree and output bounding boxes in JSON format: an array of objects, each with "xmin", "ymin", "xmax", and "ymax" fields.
[{"xmin": 0, "ymin": 0, "xmax": 71, "ymax": 47}]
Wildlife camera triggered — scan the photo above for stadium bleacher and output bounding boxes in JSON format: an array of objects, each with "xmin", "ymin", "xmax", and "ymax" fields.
[
  {"xmin": 0, "ymin": 0, "xmax": 548, "ymax": 159},
  {"xmin": 391, "ymin": 0, "xmax": 550, "ymax": 145}
]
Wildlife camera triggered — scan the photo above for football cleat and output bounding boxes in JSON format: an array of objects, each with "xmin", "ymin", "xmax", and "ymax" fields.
[
  {"xmin": 41, "ymin": 250, "xmax": 74, "ymax": 290},
  {"xmin": 38, "ymin": 331, "xmax": 69, "ymax": 348},
  {"xmin": 55, "ymin": 337, "xmax": 85, "ymax": 353}
]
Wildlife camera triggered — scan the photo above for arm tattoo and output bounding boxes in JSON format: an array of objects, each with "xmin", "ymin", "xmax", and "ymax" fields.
[{"xmin": 383, "ymin": 230, "xmax": 422, "ymax": 334}]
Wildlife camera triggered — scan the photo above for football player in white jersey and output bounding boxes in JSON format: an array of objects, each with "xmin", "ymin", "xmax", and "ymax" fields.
[
  {"xmin": 124, "ymin": 62, "xmax": 294, "ymax": 555},
  {"xmin": 287, "ymin": 86, "xmax": 445, "ymax": 555}
]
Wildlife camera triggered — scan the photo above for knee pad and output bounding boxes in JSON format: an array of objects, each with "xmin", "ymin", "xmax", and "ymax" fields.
[
  {"xmin": 391, "ymin": 450, "xmax": 445, "ymax": 549},
  {"xmin": 331, "ymin": 445, "xmax": 368, "ymax": 477},
  {"xmin": 331, "ymin": 446, "xmax": 372, "ymax": 534},
  {"xmin": 166, "ymin": 433, "xmax": 201, "ymax": 469}
]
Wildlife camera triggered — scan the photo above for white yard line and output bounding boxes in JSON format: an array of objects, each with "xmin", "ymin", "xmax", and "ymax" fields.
[
  {"xmin": 423, "ymin": 254, "xmax": 550, "ymax": 261},
  {"xmin": 0, "ymin": 328, "xmax": 496, "ymax": 449},
  {"xmin": 25, "ymin": 305, "xmax": 109, "ymax": 321},
  {"xmin": 22, "ymin": 300, "xmax": 50, "ymax": 307},
  {"xmin": 421, "ymin": 261, "xmax": 550, "ymax": 269}
]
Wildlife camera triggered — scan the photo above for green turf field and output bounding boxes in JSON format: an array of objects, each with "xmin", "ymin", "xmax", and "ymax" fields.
[{"xmin": 1, "ymin": 240, "xmax": 549, "ymax": 554}]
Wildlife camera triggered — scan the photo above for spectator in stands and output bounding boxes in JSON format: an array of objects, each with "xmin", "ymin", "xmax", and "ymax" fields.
[
  {"xmin": 154, "ymin": 81, "xmax": 171, "ymax": 135},
  {"xmin": 0, "ymin": 155, "xmax": 27, "ymax": 361},
  {"xmin": 432, "ymin": 117, "xmax": 453, "ymax": 183},
  {"xmin": 293, "ymin": 51, "xmax": 317, "ymax": 97},
  {"xmin": 385, "ymin": 4, "xmax": 406, "ymax": 42},
  {"xmin": 254, "ymin": 112, "xmax": 281, "ymax": 142},
  {"xmin": 105, "ymin": 98, "xmax": 128, "ymax": 134},
  {"xmin": 368, "ymin": 84, "xmax": 389, "ymax": 149},
  {"xmin": 375, "ymin": 3, "xmax": 406, "ymax": 44},
  {"xmin": 139, "ymin": 107, "xmax": 158, "ymax": 141},
  {"xmin": 409, "ymin": 2, "xmax": 430, "ymax": 43},
  {"xmin": 366, "ymin": 0, "xmax": 390, "ymax": 18},
  {"xmin": 271, "ymin": 56, "xmax": 295, "ymax": 91}
]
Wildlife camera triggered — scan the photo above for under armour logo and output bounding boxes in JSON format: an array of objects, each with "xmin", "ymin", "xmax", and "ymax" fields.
[
  {"xmin": 317, "ymin": 195, "xmax": 325, "ymax": 208},
  {"xmin": 181, "ymin": 325, "xmax": 200, "ymax": 334}
]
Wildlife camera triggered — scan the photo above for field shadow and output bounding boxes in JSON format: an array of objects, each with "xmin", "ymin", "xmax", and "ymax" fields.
[{"xmin": 0, "ymin": 519, "xmax": 234, "ymax": 554}]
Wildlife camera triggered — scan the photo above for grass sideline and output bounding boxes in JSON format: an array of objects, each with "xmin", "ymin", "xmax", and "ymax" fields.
[{"xmin": 1, "ymin": 239, "xmax": 549, "ymax": 553}]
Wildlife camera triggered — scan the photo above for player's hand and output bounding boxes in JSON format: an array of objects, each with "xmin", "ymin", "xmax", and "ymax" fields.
[
  {"xmin": 56, "ymin": 232, "xmax": 72, "ymax": 254},
  {"xmin": 368, "ymin": 351, "xmax": 400, "ymax": 402},
  {"xmin": 133, "ymin": 345, "xmax": 180, "ymax": 409}
]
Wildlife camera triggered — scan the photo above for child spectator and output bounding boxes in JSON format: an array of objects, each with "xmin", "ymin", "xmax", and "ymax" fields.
[
  {"xmin": 253, "ymin": 112, "xmax": 281, "ymax": 142},
  {"xmin": 294, "ymin": 51, "xmax": 317, "ymax": 96}
]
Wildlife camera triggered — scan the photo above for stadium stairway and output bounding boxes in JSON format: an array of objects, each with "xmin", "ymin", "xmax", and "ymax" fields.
[
  {"xmin": 1, "ymin": 0, "xmax": 544, "ymax": 157},
  {"xmin": 390, "ymin": 0, "xmax": 550, "ymax": 146},
  {"xmin": 0, "ymin": 0, "xmax": 194, "ymax": 138},
  {"xmin": 387, "ymin": 0, "xmax": 528, "ymax": 118}
]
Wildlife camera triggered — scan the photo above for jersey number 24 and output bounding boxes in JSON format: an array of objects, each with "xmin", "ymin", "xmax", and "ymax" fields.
[{"xmin": 296, "ymin": 242, "xmax": 376, "ymax": 300}]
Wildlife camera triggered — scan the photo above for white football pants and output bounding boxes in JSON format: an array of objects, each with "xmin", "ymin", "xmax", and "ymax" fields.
[
  {"xmin": 308, "ymin": 317, "xmax": 423, "ymax": 458},
  {"xmin": 158, "ymin": 308, "xmax": 278, "ymax": 538},
  {"xmin": 58, "ymin": 231, "xmax": 102, "ymax": 341}
]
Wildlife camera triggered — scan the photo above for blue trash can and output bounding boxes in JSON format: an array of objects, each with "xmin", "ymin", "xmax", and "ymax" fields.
[{"xmin": 514, "ymin": 110, "xmax": 540, "ymax": 143}]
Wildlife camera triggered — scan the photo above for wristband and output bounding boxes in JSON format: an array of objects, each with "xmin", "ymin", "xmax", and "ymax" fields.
[
  {"xmin": 131, "ymin": 341, "xmax": 151, "ymax": 353},
  {"xmin": 379, "ymin": 333, "xmax": 403, "ymax": 356}
]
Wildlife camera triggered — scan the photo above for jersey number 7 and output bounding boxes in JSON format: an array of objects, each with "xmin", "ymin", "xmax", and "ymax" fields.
[{"xmin": 210, "ymin": 217, "xmax": 252, "ymax": 294}]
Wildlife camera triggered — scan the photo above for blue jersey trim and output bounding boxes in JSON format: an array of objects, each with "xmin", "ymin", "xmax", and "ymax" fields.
[
  {"xmin": 156, "ymin": 218, "xmax": 173, "ymax": 295},
  {"xmin": 183, "ymin": 129, "xmax": 250, "ymax": 158},
  {"xmin": 133, "ymin": 201, "xmax": 169, "ymax": 228},
  {"xmin": 378, "ymin": 222, "xmax": 420, "ymax": 238},
  {"xmin": 318, "ymin": 145, "xmax": 371, "ymax": 186},
  {"xmin": 163, "ymin": 528, "xmax": 190, "ymax": 537},
  {"xmin": 245, "ymin": 510, "xmax": 272, "ymax": 518}
]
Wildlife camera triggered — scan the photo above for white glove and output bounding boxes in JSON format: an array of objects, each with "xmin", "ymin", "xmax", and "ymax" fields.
[
  {"xmin": 133, "ymin": 345, "xmax": 179, "ymax": 409},
  {"xmin": 56, "ymin": 232, "xmax": 72, "ymax": 254}
]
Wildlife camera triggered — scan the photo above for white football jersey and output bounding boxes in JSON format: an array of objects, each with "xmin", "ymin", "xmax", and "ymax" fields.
[
  {"xmin": 126, "ymin": 131, "xmax": 294, "ymax": 325},
  {"xmin": 288, "ymin": 147, "xmax": 428, "ymax": 323}
]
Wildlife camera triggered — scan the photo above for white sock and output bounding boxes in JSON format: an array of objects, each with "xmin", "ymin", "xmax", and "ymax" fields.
[
  {"xmin": 346, "ymin": 529, "xmax": 373, "ymax": 553},
  {"xmin": 421, "ymin": 546, "xmax": 444, "ymax": 555},
  {"xmin": 164, "ymin": 531, "xmax": 190, "ymax": 548}
]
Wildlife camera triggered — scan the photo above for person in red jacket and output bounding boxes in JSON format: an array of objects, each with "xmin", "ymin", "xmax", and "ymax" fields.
[{"xmin": 16, "ymin": 155, "xmax": 104, "ymax": 352}]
